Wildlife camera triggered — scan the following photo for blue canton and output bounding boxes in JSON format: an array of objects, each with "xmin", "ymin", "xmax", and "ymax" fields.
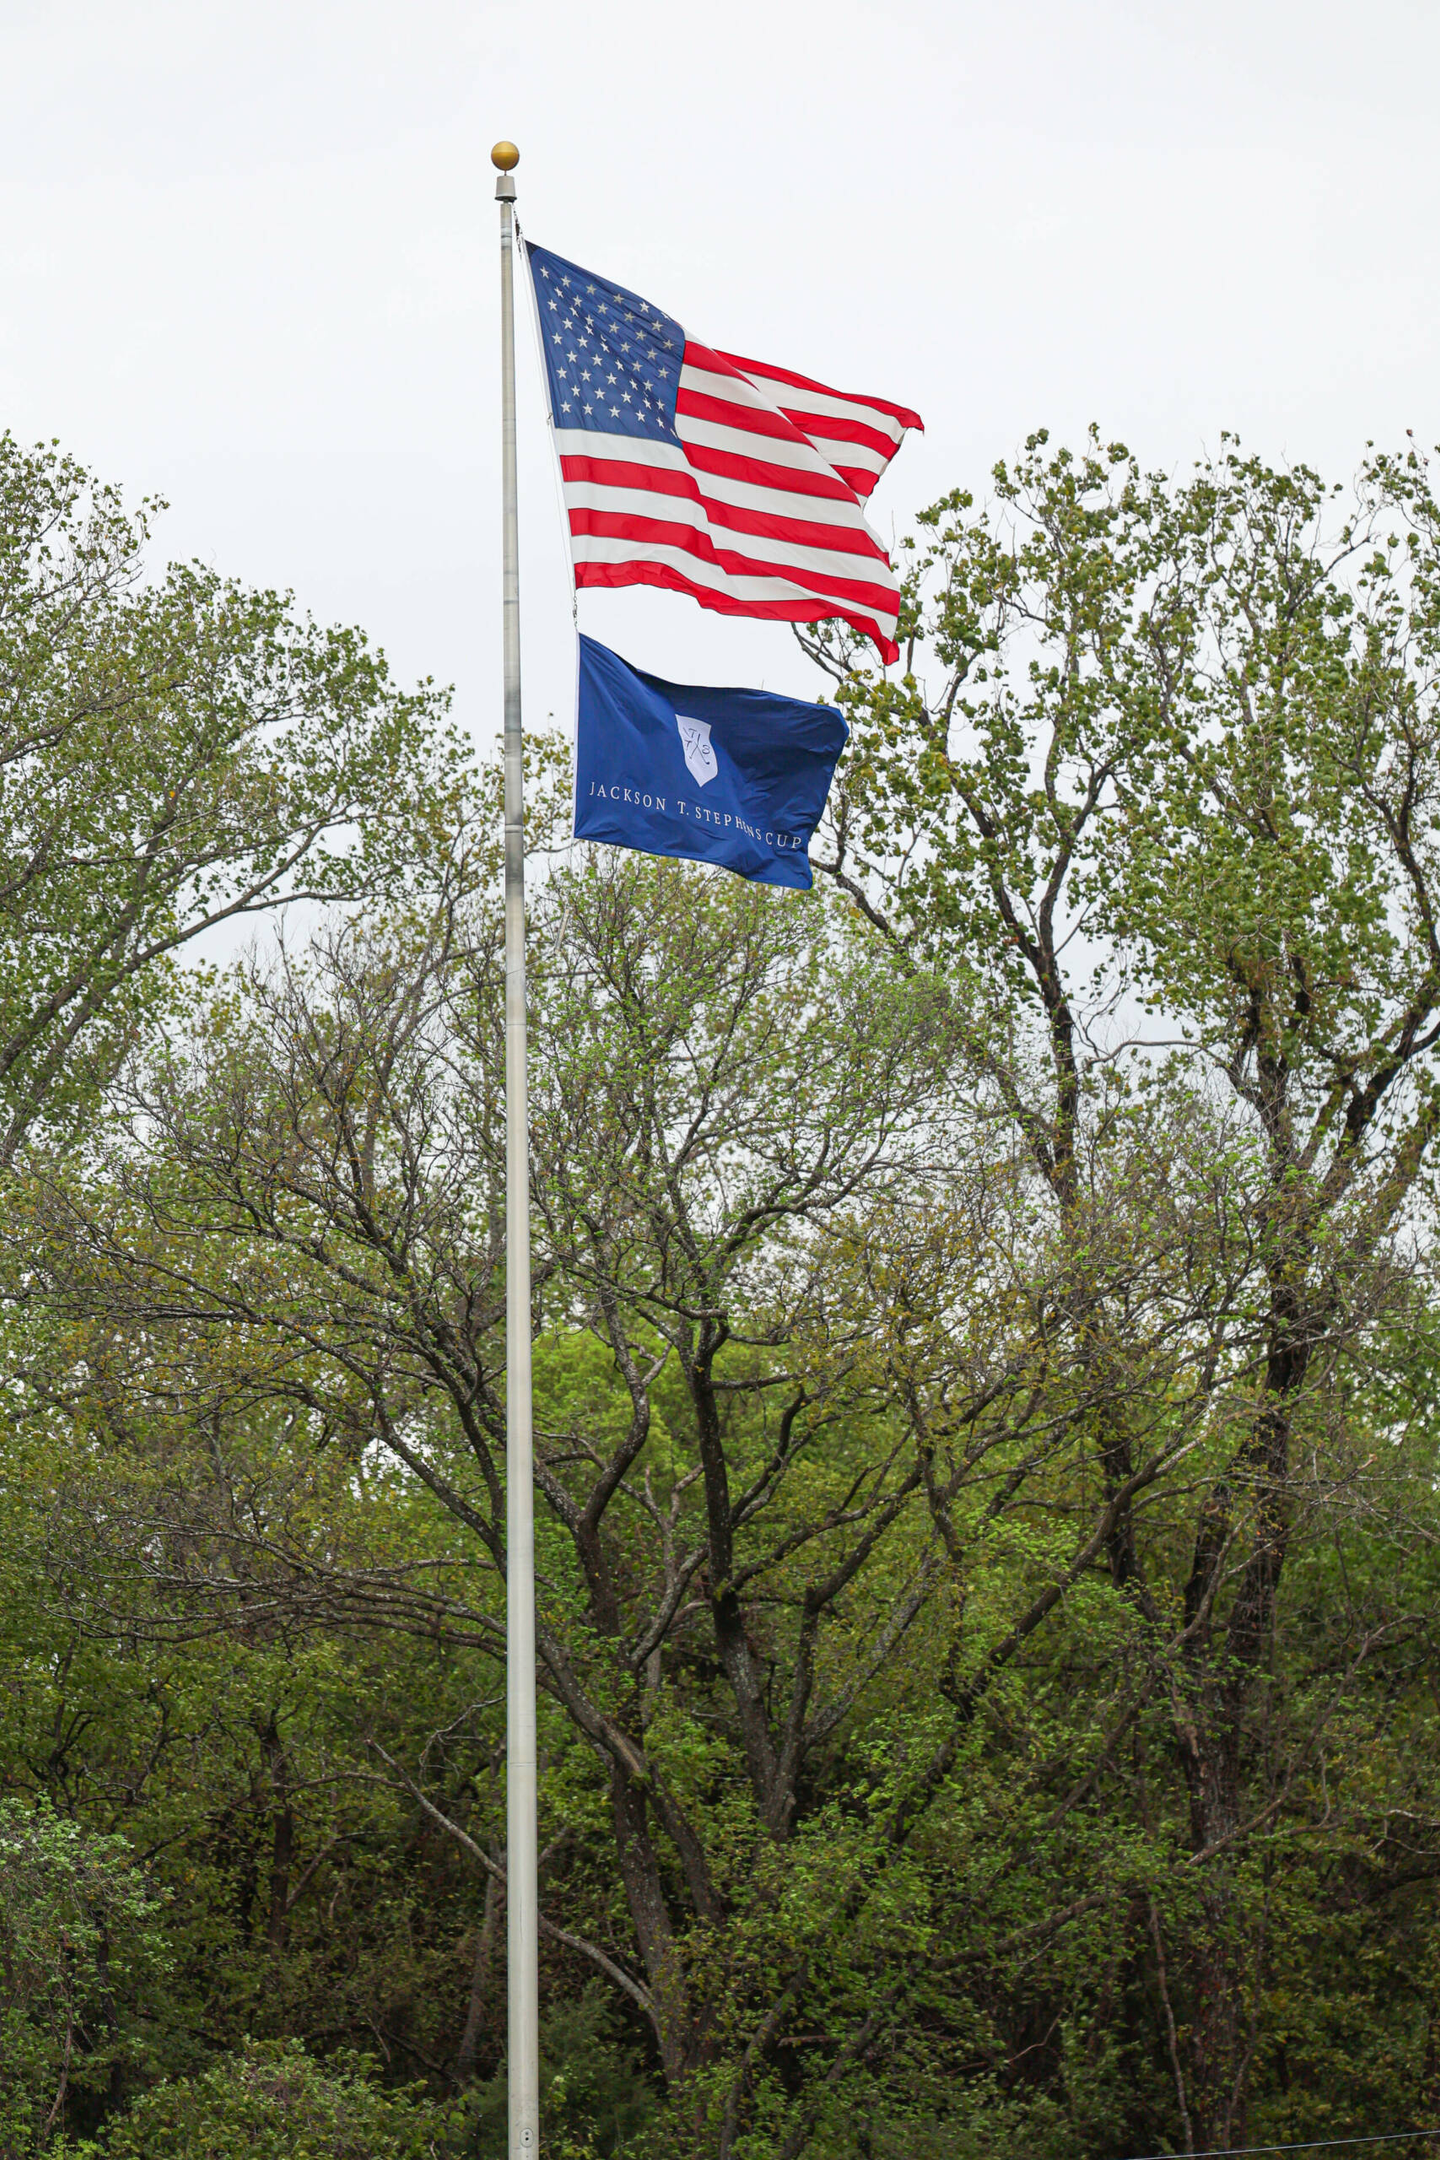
[{"xmin": 526, "ymin": 242, "xmax": 683, "ymax": 443}]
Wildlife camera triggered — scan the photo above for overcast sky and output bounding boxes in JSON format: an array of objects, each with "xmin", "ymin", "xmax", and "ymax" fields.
[{"xmin": 2, "ymin": 0, "xmax": 1437, "ymax": 748}]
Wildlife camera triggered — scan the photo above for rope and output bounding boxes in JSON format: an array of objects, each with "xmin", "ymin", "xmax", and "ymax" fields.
[{"xmin": 1122, "ymin": 2132, "xmax": 1440, "ymax": 2159}]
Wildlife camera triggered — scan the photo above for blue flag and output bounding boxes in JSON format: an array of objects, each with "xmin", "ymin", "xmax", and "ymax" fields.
[{"xmin": 573, "ymin": 636, "xmax": 847, "ymax": 889}]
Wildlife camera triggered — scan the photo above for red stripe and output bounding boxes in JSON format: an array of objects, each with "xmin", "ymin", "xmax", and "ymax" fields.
[
  {"xmin": 568, "ymin": 507, "xmax": 900, "ymax": 615},
  {"xmin": 558, "ymin": 455, "xmax": 889, "ymax": 563},
  {"xmin": 559, "ymin": 451, "xmax": 702, "ymax": 496},
  {"xmin": 676, "ymin": 385, "xmax": 814, "ymax": 449},
  {"xmin": 832, "ymin": 465, "xmax": 879, "ymax": 499},
  {"xmin": 714, "ymin": 347, "xmax": 924, "ymax": 432},
  {"xmin": 772, "ymin": 405, "xmax": 902, "ymax": 464},
  {"xmin": 558, "ymin": 332, "xmax": 911, "ymax": 663},
  {"xmin": 685, "ymin": 491, "xmax": 889, "ymax": 561},
  {"xmin": 677, "ymin": 436, "xmax": 862, "ymax": 504},
  {"xmin": 682, "ymin": 340, "xmax": 757, "ymax": 382},
  {"xmin": 680, "ymin": 372, "xmax": 903, "ymax": 484},
  {"xmin": 561, "ymin": 440, "xmax": 859, "ymax": 506},
  {"xmin": 574, "ymin": 559, "xmax": 900, "ymax": 665}
]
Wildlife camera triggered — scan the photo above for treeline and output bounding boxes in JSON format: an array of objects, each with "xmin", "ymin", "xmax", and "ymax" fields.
[{"xmin": 2, "ymin": 427, "xmax": 1440, "ymax": 2158}]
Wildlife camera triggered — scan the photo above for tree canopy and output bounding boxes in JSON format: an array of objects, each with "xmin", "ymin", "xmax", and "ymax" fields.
[{"xmin": 4, "ymin": 429, "xmax": 1440, "ymax": 2159}]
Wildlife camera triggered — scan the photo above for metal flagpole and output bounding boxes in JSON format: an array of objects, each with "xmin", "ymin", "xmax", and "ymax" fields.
[{"xmin": 492, "ymin": 136, "xmax": 540, "ymax": 2158}]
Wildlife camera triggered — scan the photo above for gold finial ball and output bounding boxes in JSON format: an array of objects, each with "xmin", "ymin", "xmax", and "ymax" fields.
[{"xmin": 491, "ymin": 141, "xmax": 520, "ymax": 172}]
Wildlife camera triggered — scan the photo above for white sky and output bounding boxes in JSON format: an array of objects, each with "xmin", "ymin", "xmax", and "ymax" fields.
[{"xmin": 2, "ymin": 0, "xmax": 1437, "ymax": 751}]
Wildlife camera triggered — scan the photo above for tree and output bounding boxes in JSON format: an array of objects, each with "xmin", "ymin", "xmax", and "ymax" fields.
[
  {"xmin": 12, "ymin": 423, "xmax": 1440, "ymax": 2159},
  {"xmin": 21, "ymin": 865, "xmax": 946, "ymax": 2123},
  {"xmin": 67, "ymin": 2039, "xmax": 454, "ymax": 2160},
  {"xmin": 804, "ymin": 428, "xmax": 1440, "ymax": 2147},
  {"xmin": 0, "ymin": 432, "xmax": 465, "ymax": 1158},
  {"xmin": 19, "ymin": 843, "xmax": 1296, "ymax": 2156},
  {"xmin": 0, "ymin": 1800, "xmax": 167, "ymax": 2156}
]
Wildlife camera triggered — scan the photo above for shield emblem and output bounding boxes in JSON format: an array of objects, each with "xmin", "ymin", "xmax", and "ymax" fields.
[{"xmin": 675, "ymin": 713, "xmax": 718, "ymax": 787}]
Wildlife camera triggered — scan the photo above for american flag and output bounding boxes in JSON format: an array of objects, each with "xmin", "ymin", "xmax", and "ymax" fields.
[{"xmin": 525, "ymin": 241, "xmax": 923, "ymax": 665}]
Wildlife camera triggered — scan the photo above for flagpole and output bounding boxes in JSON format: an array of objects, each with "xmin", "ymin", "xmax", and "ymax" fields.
[{"xmin": 493, "ymin": 137, "xmax": 540, "ymax": 2159}]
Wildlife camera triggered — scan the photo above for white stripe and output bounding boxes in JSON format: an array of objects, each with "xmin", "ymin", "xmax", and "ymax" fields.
[
  {"xmin": 555, "ymin": 430, "xmax": 859, "ymax": 529},
  {"xmin": 651, "ymin": 461, "xmax": 882, "ymax": 534},
  {"xmin": 680, "ymin": 394, "xmax": 891, "ymax": 482},
  {"xmin": 560, "ymin": 463, "xmax": 886, "ymax": 547},
  {"xmin": 554, "ymin": 425, "xmax": 888, "ymax": 557},
  {"xmin": 731, "ymin": 371, "xmax": 909, "ymax": 442},
  {"xmin": 554, "ymin": 414, "xmax": 869, "ymax": 500},
  {"xmin": 683, "ymin": 361, "xmax": 906, "ymax": 472},
  {"xmin": 679, "ymin": 363, "xmax": 846, "ymax": 475},
  {"xmin": 675, "ymin": 411, "xmax": 846, "ymax": 478},
  {"xmin": 681, "ymin": 360, "xmax": 807, "ymax": 415},
  {"xmin": 572, "ymin": 535, "xmax": 899, "ymax": 620},
  {"xmin": 552, "ymin": 427, "xmax": 688, "ymax": 468},
  {"xmin": 562, "ymin": 481, "xmax": 893, "ymax": 586},
  {"xmin": 784, "ymin": 416, "xmax": 902, "ymax": 465},
  {"xmin": 820, "ymin": 439, "xmax": 889, "ymax": 477}
]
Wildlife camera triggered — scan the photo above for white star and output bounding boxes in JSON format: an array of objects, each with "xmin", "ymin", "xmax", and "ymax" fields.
[
  {"xmin": 552, "ymin": 333, "xmax": 561, "ymax": 345},
  {"xmin": 622, "ymin": 391, "xmax": 632, "ymax": 403},
  {"xmin": 587, "ymin": 282, "xmax": 596, "ymax": 293},
  {"xmin": 567, "ymin": 350, "xmax": 577, "ymax": 361},
  {"xmin": 561, "ymin": 275, "xmax": 572, "ymax": 287},
  {"xmin": 639, "ymin": 300, "xmax": 650, "ymax": 312},
  {"xmin": 561, "ymin": 400, "xmax": 571, "ymax": 412},
  {"xmin": 607, "ymin": 372, "xmax": 617, "ymax": 384},
  {"xmin": 610, "ymin": 405, "xmax": 619, "ymax": 416},
  {"xmin": 620, "ymin": 341, "xmax": 631, "ymax": 354},
  {"xmin": 581, "ymin": 368, "xmax": 591, "ymax": 381},
  {"xmin": 548, "ymin": 299, "xmax": 558, "ymax": 311},
  {"xmin": 583, "ymin": 402, "xmax": 593, "ymax": 414}
]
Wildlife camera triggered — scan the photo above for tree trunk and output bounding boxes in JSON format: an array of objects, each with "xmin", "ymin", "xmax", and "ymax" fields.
[
  {"xmin": 456, "ymin": 1869, "xmax": 502, "ymax": 2080},
  {"xmin": 260, "ymin": 1715, "xmax": 294, "ymax": 1955},
  {"xmin": 1176, "ymin": 1304, "xmax": 1303, "ymax": 2146},
  {"xmin": 608, "ymin": 1759, "xmax": 697, "ymax": 2089}
]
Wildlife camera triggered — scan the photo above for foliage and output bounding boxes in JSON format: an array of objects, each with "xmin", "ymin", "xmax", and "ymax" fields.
[
  {"xmin": 0, "ymin": 1801, "xmax": 168, "ymax": 2158},
  {"xmin": 801, "ymin": 428, "xmax": 1440, "ymax": 2146},
  {"xmin": 53, "ymin": 2040, "xmax": 453, "ymax": 2160},
  {"xmin": 0, "ymin": 431, "xmax": 470, "ymax": 1158},
  {"xmin": 5, "ymin": 428, "xmax": 1440, "ymax": 2158},
  {"xmin": 463, "ymin": 1986, "xmax": 658, "ymax": 2156}
]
